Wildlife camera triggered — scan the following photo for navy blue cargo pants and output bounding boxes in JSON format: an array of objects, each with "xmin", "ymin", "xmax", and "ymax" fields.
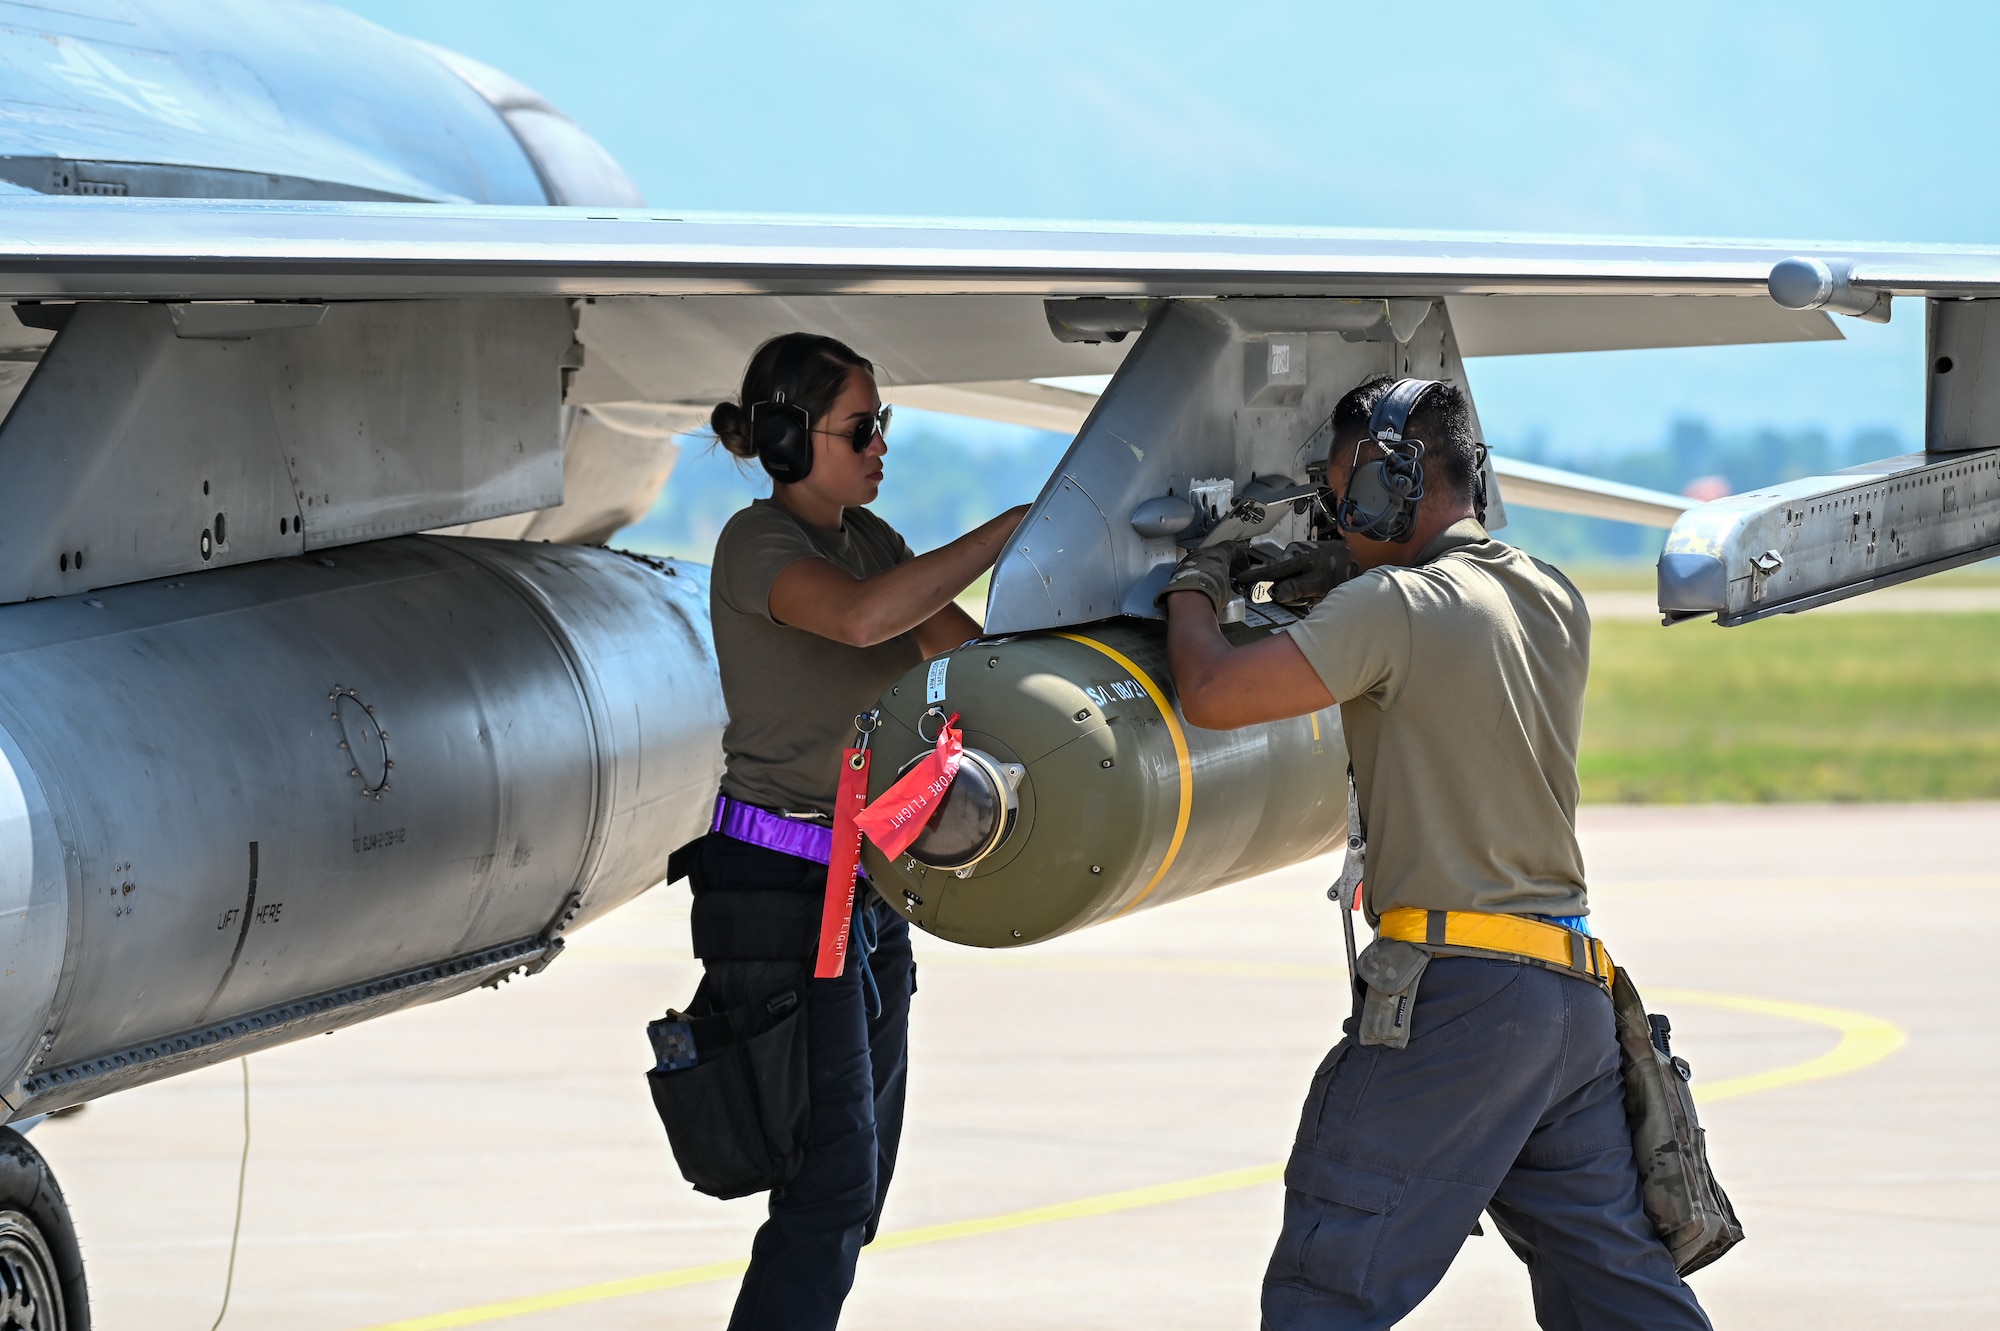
[
  {"xmin": 694, "ymin": 837, "xmax": 915, "ymax": 1331},
  {"xmin": 1263, "ymin": 956, "xmax": 1711, "ymax": 1331}
]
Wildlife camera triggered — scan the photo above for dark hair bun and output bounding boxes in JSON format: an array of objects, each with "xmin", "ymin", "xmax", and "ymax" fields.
[
  {"xmin": 714, "ymin": 333, "xmax": 873, "ymax": 474},
  {"xmin": 709, "ymin": 400, "xmax": 753, "ymax": 458}
]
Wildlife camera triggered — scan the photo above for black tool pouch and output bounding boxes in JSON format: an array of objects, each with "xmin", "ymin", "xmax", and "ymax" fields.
[
  {"xmin": 1356, "ymin": 939, "xmax": 1430, "ymax": 1049},
  {"xmin": 1611, "ymin": 965, "xmax": 1745, "ymax": 1275},
  {"xmin": 646, "ymin": 979, "xmax": 811, "ymax": 1201}
]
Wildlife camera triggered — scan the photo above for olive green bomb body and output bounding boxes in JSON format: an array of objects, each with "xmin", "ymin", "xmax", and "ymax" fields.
[{"xmin": 860, "ymin": 619, "xmax": 1347, "ymax": 947}]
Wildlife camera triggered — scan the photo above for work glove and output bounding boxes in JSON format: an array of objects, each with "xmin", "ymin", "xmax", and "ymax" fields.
[
  {"xmin": 1155, "ymin": 540, "xmax": 1252, "ymax": 614},
  {"xmin": 1245, "ymin": 539, "xmax": 1359, "ymax": 608}
]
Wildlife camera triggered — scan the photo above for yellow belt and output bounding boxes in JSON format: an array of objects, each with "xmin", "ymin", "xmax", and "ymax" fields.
[{"xmin": 1378, "ymin": 907, "xmax": 1616, "ymax": 988}]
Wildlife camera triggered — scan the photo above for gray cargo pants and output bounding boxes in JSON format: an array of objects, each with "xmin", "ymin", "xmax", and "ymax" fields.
[{"xmin": 1262, "ymin": 956, "xmax": 1712, "ymax": 1330}]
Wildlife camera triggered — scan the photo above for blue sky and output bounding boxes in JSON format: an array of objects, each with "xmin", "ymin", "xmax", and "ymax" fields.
[{"xmin": 343, "ymin": 0, "xmax": 1996, "ymax": 458}]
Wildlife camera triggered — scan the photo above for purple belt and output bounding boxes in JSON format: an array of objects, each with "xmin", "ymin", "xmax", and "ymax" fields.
[
  {"xmin": 711, "ymin": 794, "xmax": 879, "ymax": 1007},
  {"xmin": 710, "ymin": 794, "xmax": 841, "ymax": 867}
]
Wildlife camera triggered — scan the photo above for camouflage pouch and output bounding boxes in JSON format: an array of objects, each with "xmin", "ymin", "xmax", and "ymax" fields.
[
  {"xmin": 1611, "ymin": 964, "xmax": 1745, "ymax": 1275},
  {"xmin": 1356, "ymin": 938, "xmax": 1430, "ymax": 1049}
]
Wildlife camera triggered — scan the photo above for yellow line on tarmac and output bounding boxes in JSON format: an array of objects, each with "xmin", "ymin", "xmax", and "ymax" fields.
[
  {"xmin": 358, "ymin": 1259, "xmax": 755, "ymax": 1331},
  {"xmin": 351, "ymin": 971, "xmax": 1904, "ymax": 1331},
  {"xmin": 907, "ymin": 957, "xmax": 1910, "ymax": 1106},
  {"xmin": 867, "ymin": 1160, "xmax": 1283, "ymax": 1252},
  {"xmin": 351, "ymin": 1163, "xmax": 1284, "ymax": 1331},
  {"xmin": 1651, "ymin": 986, "xmax": 1908, "ymax": 1103}
]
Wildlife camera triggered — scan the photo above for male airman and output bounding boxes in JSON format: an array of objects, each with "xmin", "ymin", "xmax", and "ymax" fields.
[{"xmin": 1161, "ymin": 376, "xmax": 1712, "ymax": 1330}]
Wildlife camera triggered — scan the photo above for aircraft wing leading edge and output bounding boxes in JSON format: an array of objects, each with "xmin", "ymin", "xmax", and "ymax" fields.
[{"xmin": 1, "ymin": 198, "xmax": 1996, "ymax": 302}]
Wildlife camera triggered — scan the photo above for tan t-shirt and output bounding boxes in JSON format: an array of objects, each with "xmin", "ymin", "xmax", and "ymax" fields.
[
  {"xmin": 711, "ymin": 499, "xmax": 922, "ymax": 819},
  {"xmin": 1284, "ymin": 519, "xmax": 1591, "ymax": 920}
]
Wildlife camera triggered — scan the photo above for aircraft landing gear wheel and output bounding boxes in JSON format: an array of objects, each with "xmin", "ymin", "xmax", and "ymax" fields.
[{"xmin": 0, "ymin": 1128, "xmax": 86, "ymax": 1331}]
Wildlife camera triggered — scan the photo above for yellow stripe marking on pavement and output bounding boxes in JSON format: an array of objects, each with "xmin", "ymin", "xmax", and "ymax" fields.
[
  {"xmin": 351, "ymin": 1163, "xmax": 1284, "ymax": 1331},
  {"xmin": 868, "ymin": 1160, "xmax": 1283, "ymax": 1251},
  {"xmin": 1651, "ymin": 986, "xmax": 1908, "ymax": 1103},
  {"xmin": 357, "ymin": 1260, "xmax": 755, "ymax": 1331},
  {"xmin": 351, "ymin": 971, "xmax": 1902, "ymax": 1331}
]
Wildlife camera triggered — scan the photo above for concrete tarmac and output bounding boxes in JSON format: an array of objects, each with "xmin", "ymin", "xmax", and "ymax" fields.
[{"xmin": 28, "ymin": 803, "xmax": 1999, "ymax": 1329}]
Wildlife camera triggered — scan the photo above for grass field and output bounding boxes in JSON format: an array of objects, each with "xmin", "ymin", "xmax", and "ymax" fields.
[{"xmin": 1581, "ymin": 612, "xmax": 2000, "ymax": 802}]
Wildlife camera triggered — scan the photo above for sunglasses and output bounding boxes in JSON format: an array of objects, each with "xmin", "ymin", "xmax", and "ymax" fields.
[{"xmin": 814, "ymin": 405, "xmax": 892, "ymax": 453}]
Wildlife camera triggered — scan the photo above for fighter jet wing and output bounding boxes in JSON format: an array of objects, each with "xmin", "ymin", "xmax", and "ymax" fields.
[
  {"xmin": 1487, "ymin": 458, "xmax": 1693, "ymax": 528},
  {"xmin": 0, "ymin": 197, "xmax": 1977, "ymax": 602},
  {"xmin": 0, "ymin": 197, "xmax": 1989, "ymax": 305}
]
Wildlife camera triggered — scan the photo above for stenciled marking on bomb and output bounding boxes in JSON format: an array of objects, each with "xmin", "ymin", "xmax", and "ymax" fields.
[{"xmin": 1083, "ymin": 678, "xmax": 1144, "ymax": 707}]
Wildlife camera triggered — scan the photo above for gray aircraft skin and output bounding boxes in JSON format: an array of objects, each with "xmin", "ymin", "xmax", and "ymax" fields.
[
  {"xmin": 0, "ymin": 2, "xmax": 691, "ymax": 1124},
  {"xmin": 0, "ymin": 0, "xmax": 640, "ymax": 207},
  {"xmin": 0, "ymin": 1, "xmax": 1995, "ymax": 1322}
]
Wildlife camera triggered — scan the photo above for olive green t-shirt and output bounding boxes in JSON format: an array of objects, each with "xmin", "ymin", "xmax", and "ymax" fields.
[
  {"xmin": 711, "ymin": 499, "xmax": 922, "ymax": 819},
  {"xmin": 1284, "ymin": 519, "xmax": 1591, "ymax": 920}
]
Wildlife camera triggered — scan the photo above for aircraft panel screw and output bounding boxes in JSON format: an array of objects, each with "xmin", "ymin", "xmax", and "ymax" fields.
[
  {"xmin": 1090, "ymin": 865, "xmax": 1102, "ymax": 874},
  {"xmin": 1100, "ymin": 757, "xmax": 1114, "ymax": 768}
]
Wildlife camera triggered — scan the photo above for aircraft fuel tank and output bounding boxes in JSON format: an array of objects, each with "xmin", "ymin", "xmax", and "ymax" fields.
[
  {"xmin": 0, "ymin": 537, "xmax": 722, "ymax": 1117},
  {"xmin": 861, "ymin": 619, "xmax": 1346, "ymax": 947}
]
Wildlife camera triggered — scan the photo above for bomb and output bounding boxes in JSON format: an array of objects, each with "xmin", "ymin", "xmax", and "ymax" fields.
[{"xmin": 860, "ymin": 619, "xmax": 1347, "ymax": 947}]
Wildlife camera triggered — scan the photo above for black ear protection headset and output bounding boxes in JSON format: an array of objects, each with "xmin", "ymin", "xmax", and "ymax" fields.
[
  {"xmin": 1337, "ymin": 377, "xmax": 1437, "ymax": 543},
  {"xmin": 749, "ymin": 339, "xmax": 817, "ymax": 485},
  {"xmin": 1335, "ymin": 377, "xmax": 1489, "ymax": 542}
]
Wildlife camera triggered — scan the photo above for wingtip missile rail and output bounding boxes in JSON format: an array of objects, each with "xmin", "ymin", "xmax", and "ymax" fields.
[{"xmin": 1656, "ymin": 451, "xmax": 2000, "ymax": 625}]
